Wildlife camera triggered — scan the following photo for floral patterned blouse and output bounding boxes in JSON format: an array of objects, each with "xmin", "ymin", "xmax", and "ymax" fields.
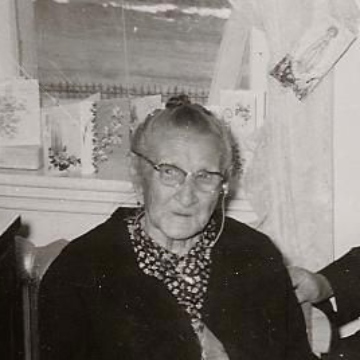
[{"xmin": 126, "ymin": 213, "xmax": 229, "ymax": 360}]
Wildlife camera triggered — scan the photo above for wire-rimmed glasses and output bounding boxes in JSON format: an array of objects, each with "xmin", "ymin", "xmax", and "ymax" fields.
[{"xmin": 132, "ymin": 150, "xmax": 225, "ymax": 193}]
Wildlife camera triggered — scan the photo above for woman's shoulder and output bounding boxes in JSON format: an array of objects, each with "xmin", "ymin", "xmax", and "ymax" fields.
[
  {"xmin": 65, "ymin": 207, "xmax": 134, "ymax": 247},
  {"xmin": 222, "ymin": 216, "xmax": 273, "ymax": 244},
  {"xmin": 219, "ymin": 216, "xmax": 283, "ymax": 261},
  {"xmin": 42, "ymin": 207, "xmax": 137, "ymax": 279}
]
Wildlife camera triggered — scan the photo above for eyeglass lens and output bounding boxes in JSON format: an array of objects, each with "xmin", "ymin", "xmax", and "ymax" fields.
[
  {"xmin": 133, "ymin": 151, "xmax": 223, "ymax": 193},
  {"xmin": 157, "ymin": 164, "xmax": 223, "ymax": 192}
]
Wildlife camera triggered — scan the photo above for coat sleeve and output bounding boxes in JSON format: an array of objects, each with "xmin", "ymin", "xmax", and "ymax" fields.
[
  {"xmin": 319, "ymin": 247, "xmax": 360, "ymax": 325},
  {"xmin": 260, "ymin": 255, "xmax": 318, "ymax": 360},
  {"xmin": 208, "ymin": 221, "xmax": 318, "ymax": 360}
]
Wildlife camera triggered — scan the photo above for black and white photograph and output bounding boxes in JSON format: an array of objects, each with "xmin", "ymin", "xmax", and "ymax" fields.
[{"xmin": 1, "ymin": 1, "xmax": 360, "ymax": 360}]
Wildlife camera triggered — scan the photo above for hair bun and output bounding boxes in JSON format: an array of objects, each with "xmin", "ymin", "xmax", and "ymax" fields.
[{"xmin": 165, "ymin": 94, "xmax": 191, "ymax": 109}]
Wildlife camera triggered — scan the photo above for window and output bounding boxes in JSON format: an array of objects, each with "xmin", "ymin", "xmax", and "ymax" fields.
[{"xmin": 34, "ymin": 0, "xmax": 240, "ymax": 104}]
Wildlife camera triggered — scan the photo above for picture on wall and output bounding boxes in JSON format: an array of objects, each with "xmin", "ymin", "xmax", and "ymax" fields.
[
  {"xmin": 270, "ymin": 15, "xmax": 357, "ymax": 100},
  {"xmin": 207, "ymin": 89, "xmax": 266, "ymax": 196},
  {"xmin": 218, "ymin": 89, "xmax": 264, "ymax": 138}
]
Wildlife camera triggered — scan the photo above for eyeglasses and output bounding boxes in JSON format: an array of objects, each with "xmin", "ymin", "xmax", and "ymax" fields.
[{"xmin": 132, "ymin": 150, "xmax": 225, "ymax": 193}]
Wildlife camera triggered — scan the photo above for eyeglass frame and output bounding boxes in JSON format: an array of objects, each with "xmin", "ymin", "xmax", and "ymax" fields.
[{"xmin": 132, "ymin": 150, "xmax": 226, "ymax": 193}]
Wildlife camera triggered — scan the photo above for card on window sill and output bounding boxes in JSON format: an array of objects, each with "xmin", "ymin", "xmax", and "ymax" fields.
[
  {"xmin": 0, "ymin": 78, "xmax": 41, "ymax": 146},
  {"xmin": 42, "ymin": 94, "xmax": 99, "ymax": 176}
]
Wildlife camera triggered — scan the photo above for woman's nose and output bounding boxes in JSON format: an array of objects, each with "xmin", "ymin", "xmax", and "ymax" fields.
[{"xmin": 174, "ymin": 178, "xmax": 198, "ymax": 206}]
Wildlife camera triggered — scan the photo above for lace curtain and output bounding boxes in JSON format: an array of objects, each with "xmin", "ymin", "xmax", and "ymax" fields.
[{"xmin": 209, "ymin": 0, "xmax": 359, "ymax": 269}]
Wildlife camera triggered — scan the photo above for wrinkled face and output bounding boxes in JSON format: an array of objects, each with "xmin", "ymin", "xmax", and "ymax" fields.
[{"xmin": 137, "ymin": 129, "xmax": 224, "ymax": 244}]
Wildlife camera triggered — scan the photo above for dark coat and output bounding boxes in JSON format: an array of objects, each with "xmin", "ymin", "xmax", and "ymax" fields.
[
  {"xmin": 319, "ymin": 248, "xmax": 360, "ymax": 359},
  {"xmin": 320, "ymin": 247, "xmax": 360, "ymax": 326},
  {"xmin": 39, "ymin": 207, "xmax": 316, "ymax": 360}
]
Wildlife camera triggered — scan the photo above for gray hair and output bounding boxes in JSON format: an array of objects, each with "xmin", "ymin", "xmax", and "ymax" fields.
[{"xmin": 130, "ymin": 95, "xmax": 241, "ymax": 181}]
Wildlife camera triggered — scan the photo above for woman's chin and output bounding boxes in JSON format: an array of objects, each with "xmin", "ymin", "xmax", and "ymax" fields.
[
  {"xmin": 162, "ymin": 225, "xmax": 200, "ymax": 242},
  {"xmin": 163, "ymin": 217, "xmax": 200, "ymax": 240}
]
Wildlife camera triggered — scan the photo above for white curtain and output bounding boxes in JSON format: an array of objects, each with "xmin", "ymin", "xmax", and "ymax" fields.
[{"xmin": 209, "ymin": 0, "xmax": 359, "ymax": 269}]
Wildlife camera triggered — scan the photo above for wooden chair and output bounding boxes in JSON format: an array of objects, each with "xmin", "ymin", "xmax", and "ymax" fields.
[{"xmin": 16, "ymin": 237, "xmax": 69, "ymax": 360}]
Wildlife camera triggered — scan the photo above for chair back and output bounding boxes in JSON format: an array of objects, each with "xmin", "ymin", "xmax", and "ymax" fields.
[{"xmin": 16, "ymin": 238, "xmax": 69, "ymax": 360}]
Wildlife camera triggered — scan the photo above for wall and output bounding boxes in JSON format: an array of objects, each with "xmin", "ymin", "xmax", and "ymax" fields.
[
  {"xmin": 0, "ymin": 170, "xmax": 255, "ymax": 246},
  {"xmin": 333, "ymin": 28, "xmax": 360, "ymax": 259},
  {"xmin": 333, "ymin": 22, "xmax": 360, "ymax": 336},
  {"xmin": 0, "ymin": 0, "xmax": 19, "ymax": 79}
]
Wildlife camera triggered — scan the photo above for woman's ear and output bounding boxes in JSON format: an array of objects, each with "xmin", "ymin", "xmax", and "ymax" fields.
[{"xmin": 221, "ymin": 183, "xmax": 229, "ymax": 196}]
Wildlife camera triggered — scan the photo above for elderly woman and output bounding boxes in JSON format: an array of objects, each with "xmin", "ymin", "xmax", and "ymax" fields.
[{"xmin": 39, "ymin": 96, "xmax": 316, "ymax": 360}]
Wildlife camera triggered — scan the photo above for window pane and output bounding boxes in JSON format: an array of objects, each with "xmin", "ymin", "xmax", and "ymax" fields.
[{"xmin": 34, "ymin": 0, "xmax": 241, "ymax": 104}]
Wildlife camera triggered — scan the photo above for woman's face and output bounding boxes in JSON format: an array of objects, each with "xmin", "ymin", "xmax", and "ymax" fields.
[{"xmin": 138, "ymin": 129, "xmax": 223, "ymax": 244}]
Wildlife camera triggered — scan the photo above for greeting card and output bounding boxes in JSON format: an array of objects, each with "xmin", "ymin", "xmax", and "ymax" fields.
[
  {"xmin": 93, "ymin": 95, "xmax": 162, "ymax": 181},
  {"xmin": 92, "ymin": 97, "xmax": 131, "ymax": 180},
  {"xmin": 42, "ymin": 94, "xmax": 164, "ymax": 179},
  {"xmin": 130, "ymin": 94, "xmax": 162, "ymax": 130},
  {"xmin": 219, "ymin": 89, "xmax": 263, "ymax": 138},
  {"xmin": 270, "ymin": 15, "xmax": 357, "ymax": 100},
  {"xmin": 42, "ymin": 94, "xmax": 99, "ymax": 175},
  {"xmin": 0, "ymin": 78, "xmax": 41, "ymax": 146}
]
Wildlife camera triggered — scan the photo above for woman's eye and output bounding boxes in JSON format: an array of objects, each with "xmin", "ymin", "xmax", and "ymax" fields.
[
  {"xmin": 162, "ymin": 166, "xmax": 178, "ymax": 177},
  {"xmin": 197, "ymin": 171, "xmax": 213, "ymax": 182}
]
